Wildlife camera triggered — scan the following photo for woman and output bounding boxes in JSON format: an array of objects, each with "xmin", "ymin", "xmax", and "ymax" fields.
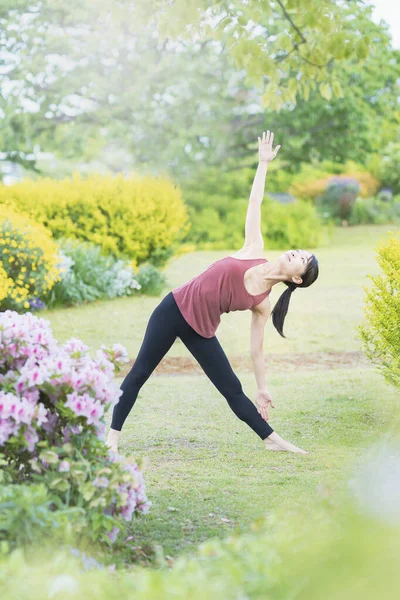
[{"xmin": 106, "ymin": 131, "xmax": 319, "ymax": 455}]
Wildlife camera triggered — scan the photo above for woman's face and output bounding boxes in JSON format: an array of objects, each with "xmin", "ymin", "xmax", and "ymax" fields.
[{"xmin": 278, "ymin": 249, "xmax": 313, "ymax": 283}]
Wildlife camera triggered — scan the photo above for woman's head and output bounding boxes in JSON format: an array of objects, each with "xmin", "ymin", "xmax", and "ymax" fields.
[{"xmin": 271, "ymin": 249, "xmax": 319, "ymax": 337}]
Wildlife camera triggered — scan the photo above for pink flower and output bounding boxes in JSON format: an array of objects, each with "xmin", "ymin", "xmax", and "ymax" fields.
[
  {"xmin": 107, "ymin": 527, "xmax": 120, "ymax": 543},
  {"xmin": 23, "ymin": 426, "xmax": 39, "ymax": 451}
]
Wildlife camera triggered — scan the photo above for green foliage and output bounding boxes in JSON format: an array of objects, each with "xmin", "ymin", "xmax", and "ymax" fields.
[
  {"xmin": 0, "ymin": 173, "xmax": 190, "ymax": 268},
  {"xmin": 159, "ymin": 0, "xmax": 374, "ymax": 110},
  {"xmin": 44, "ymin": 239, "xmax": 120, "ymax": 307},
  {"xmin": 43, "ymin": 238, "xmax": 146, "ymax": 308},
  {"xmin": 359, "ymin": 231, "xmax": 400, "ymax": 387},
  {"xmin": 261, "ymin": 198, "xmax": 322, "ymax": 249},
  {"xmin": 1, "ymin": 437, "xmax": 147, "ymax": 550},
  {"xmin": 180, "ymin": 166, "xmax": 322, "ymax": 249},
  {"xmin": 2, "ymin": 0, "xmax": 398, "ymax": 182},
  {"xmin": 266, "ymin": 47, "xmax": 400, "ymax": 169},
  {"xmin": 316, "ymin": 178, "xmax": 360, "ymax": 222},
  {"xmin": 378, "ymin": 142, "xmax": 400, "ymax": 194},
  {"xmin": 134, "ymin": 263, "xmax": 167, "ymax": 296},
  {"xmin": 43, "ymin": 238, "xmax": 166, "ymax": 308},
  {"xmin": 348, "ymin": 197, "xmax": 400, "ymax": 226},
  {"xmin": 288, "ymin": 161, "xmax": 379, "ymax": 201},
  {"xmin": 0, "ymin": 482, "xmax": 80, "ymax": 552},
  {"xmin": 1, "ymin": 500, "xmax": 400, "ymax": 599}
]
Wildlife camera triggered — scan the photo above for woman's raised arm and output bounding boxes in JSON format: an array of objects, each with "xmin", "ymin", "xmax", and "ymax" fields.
[{"xmin": 244, "ymin": 131, "xmax": 281, "ymax": 248}]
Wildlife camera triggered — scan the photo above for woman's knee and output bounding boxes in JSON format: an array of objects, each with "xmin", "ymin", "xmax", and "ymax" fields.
[
  {"xmin": 219, "ymin": 376, "xmax": 243, "ymax": 400},
  {"xmin": 121, "ymin": 367, "xmax": 150, "ymax": 391}
]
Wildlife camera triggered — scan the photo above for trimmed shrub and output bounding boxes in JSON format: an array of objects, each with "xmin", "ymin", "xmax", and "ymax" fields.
[
  {"xmin": 0, "ymin": 204, "xmax": 61, "ymax": 312},
  {"xmin": 0, "ymin": 173, "xmax": 190, "ymax": 268},
  {"xmin": 359, "ymin": 231, "xmax": 400, "ymax": 387}
]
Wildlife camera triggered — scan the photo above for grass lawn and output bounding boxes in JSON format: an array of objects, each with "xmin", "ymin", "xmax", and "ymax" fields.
[{"xmin": 42, "ymin": 225, "xmax": 399, "ymax": 560}]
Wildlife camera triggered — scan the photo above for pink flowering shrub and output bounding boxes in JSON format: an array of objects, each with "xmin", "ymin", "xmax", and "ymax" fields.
[{"xmin": 0, "ymin": 310, "xmax": 151, "ymax": 547}]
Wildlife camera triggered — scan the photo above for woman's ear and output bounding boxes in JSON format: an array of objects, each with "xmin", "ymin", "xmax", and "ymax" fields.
[{"xmin": 292, "ymin": 276, "xmax": 303, "ymax": 285}]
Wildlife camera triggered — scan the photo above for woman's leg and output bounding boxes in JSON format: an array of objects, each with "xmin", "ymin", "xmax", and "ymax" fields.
[
  {"xmin": 110, "ymin": 292, "xmax": 181, "ymax": 432},
  {"xmin": 178, "ymin": 327, "xmax": 274, "ymax": 440}
]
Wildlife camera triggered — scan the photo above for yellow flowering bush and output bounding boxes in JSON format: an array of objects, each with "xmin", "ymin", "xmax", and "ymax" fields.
[
  {"xmin": 0, "ymin": 263, "xmax": 13, "ymax": 303},
  {"xmin": 0, "ymin": 173, "xmax": 190, "ymax": 267},
  {"xmin": 0, "ymin": 204, "xmax": 61, "ymax": 311},
  {"xmin": 288, "ymin": 161, "xmax": 379, "ymax": 202},
  {"xmin": 359, "ymin": 231, "xmax": 400, "ymax": 388},
  {"xmin": 290, "ymin": 172, "xmax": 379, "ymax": 202}
]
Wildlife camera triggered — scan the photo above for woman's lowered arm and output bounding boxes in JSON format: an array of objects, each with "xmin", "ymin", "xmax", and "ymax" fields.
[{"xmin": 250, "ymin": 297, "xmax": 276, "ymax": 422}]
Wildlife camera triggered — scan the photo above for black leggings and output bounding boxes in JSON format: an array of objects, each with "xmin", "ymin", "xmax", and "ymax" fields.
[{"xmin": 110, "ymin": 291, "xmax": 274, "ymax": 440}]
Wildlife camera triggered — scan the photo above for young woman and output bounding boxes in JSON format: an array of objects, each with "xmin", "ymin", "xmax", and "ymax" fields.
[{"xmin": 106, "ymin": 131, "xmax": 319, "ymax": 455}]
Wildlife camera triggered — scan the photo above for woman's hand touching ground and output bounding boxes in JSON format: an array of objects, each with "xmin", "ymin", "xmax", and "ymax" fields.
[{"xmin": 258, "ymin": 130, "xmax": 281, "ymax": 163}]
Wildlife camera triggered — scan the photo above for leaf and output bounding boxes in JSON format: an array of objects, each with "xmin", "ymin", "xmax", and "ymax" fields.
[
  {"xmin": 332, "ymin": 80, "xmax": 344, "ymax": 99},
  {"xmin": 49, "ymin": 478, "xmax": 70, "ymax": 492},
  {"xmin": 319, "ymin": 83, "xmax": 332, "ymax": 101},
  {"xmin": 301, "ymin": 80, "xmax": 310, "ymax": 101},
  {"xmin": 39, "ymin": 450, "xmax": 59, "ymax": 464},
  {"xmin": 356, "ymin": 39, "xmax": 370, "ymax": 60}
]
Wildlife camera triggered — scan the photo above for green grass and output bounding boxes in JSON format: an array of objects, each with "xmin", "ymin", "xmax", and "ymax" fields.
[
  {"xmin": 116, "ymin": 368, "xmax": 398, "ymax": 557},
  {"xmin": 40, "ymin": 224, "xmax": 399, "ymax": 559}
]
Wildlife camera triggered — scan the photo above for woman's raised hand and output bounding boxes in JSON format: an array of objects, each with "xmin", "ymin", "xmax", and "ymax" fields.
[{"xmin": 258, "ymin": 130, "xmax": 281, "ymax": 163}]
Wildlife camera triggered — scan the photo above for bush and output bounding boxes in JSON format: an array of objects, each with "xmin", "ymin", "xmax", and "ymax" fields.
[
  {"xmin": 359, "ymin": 231, "xmax": 400, "ymax": 387},
  {"xmin": 0, "ymin": 204, "xmax": 61, "ymax": 312},
  {"xmin": 289, "ymin": 162, "xmax": 379, "ymax": 201},
  {"xmin": 0, "ymin": 482, "xmax": 80, "ymax": 550},
  {"xmin": 261, "ymin": 198, "xmax": 323, "ymax": 249},
  {"xmin": 42, "ymin": 238, "xmax": 142, "ymax": 309},
  {"xmin": 0, "ymin": 173, "xmax": 190, "ymax": 268},
  {"xmin": 316, "ymin": 178, "xmax": 360, "ymax": 222},
  {"xmin": 348, "ymin": 197, "xmax": 400, "ymax": 226},
  {"xmin": 134, "ymin": 263, "xmax": 167, "ymax": 296},
  {"xmin": 0, "ymin": 310, "xmax": 150, "ymax": 549},
  {"xmin": 377, "ymin": 142, "xmax": 400, "ymax": 194},
  {"xmin": 185, "ymin": 198, "xmax": 323, "ymax": 250}
]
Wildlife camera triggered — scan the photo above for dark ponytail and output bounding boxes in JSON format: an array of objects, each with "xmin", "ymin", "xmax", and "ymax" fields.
[{"xmin": 271, "ymin": 254, "xmax": 319, "ymax": 338}]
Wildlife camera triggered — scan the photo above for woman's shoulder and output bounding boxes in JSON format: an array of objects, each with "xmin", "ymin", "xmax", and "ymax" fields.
[{"xmin": 228, "ymin": 244, "xmax": 265, "ymax": 261}]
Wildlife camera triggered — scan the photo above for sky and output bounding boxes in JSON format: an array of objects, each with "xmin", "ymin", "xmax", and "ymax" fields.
[{"xmin": 368, "ymin": 0, "xmax": 400, "ymax": 48}]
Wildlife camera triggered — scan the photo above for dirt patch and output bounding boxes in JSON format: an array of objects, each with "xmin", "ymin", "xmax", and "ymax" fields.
[{"xmin": 119, "ymin": 351, "xmax": 370, "ymax": 377}]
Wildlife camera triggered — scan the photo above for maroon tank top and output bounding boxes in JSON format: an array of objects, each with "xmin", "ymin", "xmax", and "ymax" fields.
[{"xmin": 172, "ymin": 256, "xmax": 271, "ymax": 338}]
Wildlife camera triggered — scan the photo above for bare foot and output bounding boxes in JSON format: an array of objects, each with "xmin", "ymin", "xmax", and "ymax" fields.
[{"xmin": 264, "ymin": 432, "xmax": 309, "ymax": 455}]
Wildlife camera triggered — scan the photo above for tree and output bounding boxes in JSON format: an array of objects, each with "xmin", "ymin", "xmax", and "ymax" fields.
[{"xmin": 0, "ymin": 0, "xmax": 397, "ymax": 179}]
